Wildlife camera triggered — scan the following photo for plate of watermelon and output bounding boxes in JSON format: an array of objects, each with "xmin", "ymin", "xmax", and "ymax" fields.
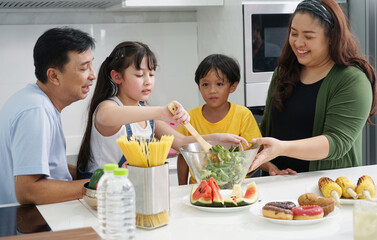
[{"xmin": 184, "ymin": 177, "xmax": 259, "ymax": 213}]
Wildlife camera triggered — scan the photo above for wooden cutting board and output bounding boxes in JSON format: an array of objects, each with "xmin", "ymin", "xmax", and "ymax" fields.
[{"xmin": 0, "ymin": 227, "xmax": 101, "ymax": 240}]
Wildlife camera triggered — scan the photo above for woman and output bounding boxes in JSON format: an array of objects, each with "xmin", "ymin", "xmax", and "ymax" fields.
[{"xmin": 251, "ymin": 0, "xmax": 377, "ymax": 175}]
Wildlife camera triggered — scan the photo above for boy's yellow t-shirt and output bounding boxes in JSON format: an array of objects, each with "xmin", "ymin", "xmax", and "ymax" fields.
[{"xmin": 177, "ymin": 102, "xmax": 262, "ymax": 184}]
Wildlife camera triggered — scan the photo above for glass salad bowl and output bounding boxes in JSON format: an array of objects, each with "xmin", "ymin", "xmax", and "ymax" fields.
[{"xmin": 180, "ymin": 141, "xmax": 260, "ymax": 189}]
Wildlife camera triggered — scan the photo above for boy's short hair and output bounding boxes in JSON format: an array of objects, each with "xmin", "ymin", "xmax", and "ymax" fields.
[{"xmin": 195, "ymin": 54, "xmax": 240, "ymax": 85}]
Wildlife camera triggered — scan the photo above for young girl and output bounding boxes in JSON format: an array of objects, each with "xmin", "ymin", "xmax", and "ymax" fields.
[{"xmin": 77, "ymin": 41, "xmax": 248, "ymax": 178}]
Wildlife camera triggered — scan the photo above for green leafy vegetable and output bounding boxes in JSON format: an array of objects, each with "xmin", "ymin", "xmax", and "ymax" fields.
[{"xmin": 196, "ymin": 145, "xmax": 247, "ymax": 189}]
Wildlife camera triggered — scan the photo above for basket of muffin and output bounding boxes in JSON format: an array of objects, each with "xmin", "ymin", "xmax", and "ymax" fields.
[{"xmin": 262, "ymin": 193, "xmax": 335, "ymax": 220}]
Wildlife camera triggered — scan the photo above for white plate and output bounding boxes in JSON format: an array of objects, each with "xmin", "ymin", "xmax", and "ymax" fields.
[
  {"xmin": 183, "ymin": 190, "xmax": 257, "ymax": 213},
  {"xmin": 250, "ymin": 200, "xmax": 339, "ymax": 225},
  {"xmin": 306, "ymin": 184, "xmax": 377, "ymax": 205}
]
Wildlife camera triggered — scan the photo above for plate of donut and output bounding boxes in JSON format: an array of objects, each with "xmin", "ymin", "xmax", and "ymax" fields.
[{"xmin": 249, "ymin": 200, "xmax": 339, "ymax": 225}]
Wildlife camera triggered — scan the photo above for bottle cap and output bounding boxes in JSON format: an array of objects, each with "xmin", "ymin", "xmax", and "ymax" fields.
[
  {"xmin": 104, "ymin": 163, "xmax": 118, "ymax": 171},
  {"xmin": 114, "ymin": 168, "xmax": 128, "ymax": 176}
]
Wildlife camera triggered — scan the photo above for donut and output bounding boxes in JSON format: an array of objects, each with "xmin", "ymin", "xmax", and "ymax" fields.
[
  {"xmin": 262, "ymin": 205, "xmax": 293, "ymax": 220},
  {"xmin": 298, "ymin": 193, "xmax": 335, "ymax": 216},
  {"xmin": 266, "ymin": 201, "xmax": 296, "ymax": 210},
  {"xmin": 291, "ymin": 205, "xmax": 324, "ymax": 220}
]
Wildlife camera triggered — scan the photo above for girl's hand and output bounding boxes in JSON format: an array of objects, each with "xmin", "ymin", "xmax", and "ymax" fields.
[
  {"xmin": 165, "ymin": 101, "xmax": 190, "ymax": 125},
  {"xmin": 249, "ymin": 137, "xmax": 283, "ymax": 171},
  {"xmin": 207, "ymin": 133, "xmax": 249, "ymax": 149}
]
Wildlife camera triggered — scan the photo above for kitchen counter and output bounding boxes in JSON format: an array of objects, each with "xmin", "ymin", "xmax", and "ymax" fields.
[{"xmin": 7, "ymin": 165, "xmax": 377, "ymax": 240}]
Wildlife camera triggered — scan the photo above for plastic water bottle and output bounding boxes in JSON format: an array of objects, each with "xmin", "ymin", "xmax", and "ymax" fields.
[
  {"xmin": 96, "ymin": 163, "xmax": 118, "ymax": 238},
  {"xmin": 106, "ymin": 168, "xmax": 136, "ymax": 240}
]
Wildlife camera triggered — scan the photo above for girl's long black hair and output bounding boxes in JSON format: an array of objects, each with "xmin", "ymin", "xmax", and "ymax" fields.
[{"xmin": 77, "ymin": 41, "xmax": 157, "ymax": 174}]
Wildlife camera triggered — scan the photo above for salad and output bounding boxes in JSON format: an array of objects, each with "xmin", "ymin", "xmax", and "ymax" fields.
[{"xmin": 196, "ymin": 144, "xmax": 248, "ymax": 189}]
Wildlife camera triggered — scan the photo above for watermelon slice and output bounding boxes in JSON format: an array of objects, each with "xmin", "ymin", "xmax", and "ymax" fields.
[
  {"xmin": 208, "ymin": 178, "xmax": 224, "ymax": 207},
  {"xmin": 241, "ymin": 182, "xmax": 258, "ymax": 205},
  {"xmin": 224, "ymin": 182, "xmax": 259, "ymax": 206},
  {"xmin": 190, "ymin": 179, "xmax": 256, "ymax": 208},
  {"xmin": 191, "ymin": 180, "xmax": 212, "ymax": 206},
  {"xmin": 224, "ymin": 196, "xmax": 238, "ymax": 207},
  {"xmin": 208, "ymin": 177, "xmax": 220, "ymax": 191}
]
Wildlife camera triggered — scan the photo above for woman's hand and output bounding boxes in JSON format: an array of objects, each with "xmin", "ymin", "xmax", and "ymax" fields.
[
  {"xmin": 260, "ymin": 162, "xmax": 297, "ymax": 176},
  {"xmin": 205, "ymin": 133, "xmax": 249, "ymax": 149},
  {"xmin": 165, "ymin": 101, "xmax": 190, "ymax": 125},
  {"xmin": 249, "ymin": 137, "xmax": 284, "ymax": 171}
]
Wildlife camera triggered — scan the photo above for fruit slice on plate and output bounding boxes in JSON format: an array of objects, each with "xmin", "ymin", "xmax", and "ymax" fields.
[
  {"xmin": 191, "ymin": 180, "xmax": 212, "ymax": 206},
  {"xmin": 190, "ymin": 179, "xmax": 258, "ymax": 207},
  {"xmin": 224, "ymin": 182, "xmax": 259, "ymax": 207},
  {"xmin": 243, "ymin": 182, "xmax": 259, "ymax": 205},
  {"xmin": 208, "ymin": 177, "xmax": 224, "ymax": 207}
]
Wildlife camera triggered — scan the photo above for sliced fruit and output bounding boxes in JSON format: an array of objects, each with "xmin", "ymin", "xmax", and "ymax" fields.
[
  {"xmin": 190, "ymin": 186, "xmax": 198, "ymax": 205},
  {"xmin": 191, "ymin": 180, "xmax": 212, "ymax": 206},
  {"xmin": 243, "ymin": 181, "xmax": 258, "ymax": 205},
  {"xmin": 208, "ymin": 177, "xmax": 220, "ymax": 191},
  {"xmin": 208, "ymin": 179, "xmax": 224, "ymax": 207},
  {"xmin": 236, "ymin": 197, "xmax": 248, "ymax": 206},
  {"xmin": 224, "ymin": 196, "xmax": 238, "ymax": 207},
  {"xmin": 231, "ymin": 184, "xmax": 243, "ymax": 198}
]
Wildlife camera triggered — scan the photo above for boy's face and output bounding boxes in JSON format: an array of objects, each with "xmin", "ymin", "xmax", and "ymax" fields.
[{"xmin": 198, "ymin": 69, "xmax": 238, "ymax": 109}]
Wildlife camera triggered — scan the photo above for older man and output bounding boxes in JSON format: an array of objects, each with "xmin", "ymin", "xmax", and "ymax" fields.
[{"xmin": 0, "ymin": 27, "xmax": 96, "ymax": 204}]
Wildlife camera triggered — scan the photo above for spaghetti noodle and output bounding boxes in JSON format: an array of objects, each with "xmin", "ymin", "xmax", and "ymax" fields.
[{"xmin": 116, "ymin": 135, "xmax": 174, "ymax": 167}]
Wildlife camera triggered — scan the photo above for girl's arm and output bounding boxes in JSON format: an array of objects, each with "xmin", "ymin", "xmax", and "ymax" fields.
[
  {"xmin": 154, "ymin": 120, "xmax": 249, "ymax": 151},
  {"xmin": 95, "ymin": 100, "xmax": 189, "ymax": 137},
  {"xmin": 250, "ymin": 135, "xmax": 329, "ymax": 171}
]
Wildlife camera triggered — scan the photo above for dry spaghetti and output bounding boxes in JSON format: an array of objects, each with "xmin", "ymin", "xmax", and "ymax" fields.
[{"xmin": 116, "ymin": 135, "xmax": 174, "ymax": 167}]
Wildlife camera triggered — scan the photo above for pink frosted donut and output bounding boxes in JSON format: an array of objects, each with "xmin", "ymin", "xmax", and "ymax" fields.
[{"xmin": 292, "ymin": 205, "xmax": 324, "ymax": 220}]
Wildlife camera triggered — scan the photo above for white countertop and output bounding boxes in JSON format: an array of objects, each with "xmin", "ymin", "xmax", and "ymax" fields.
[{"xmin": 36, "ymin": 164, "xmax": 377, "ymax": 240}]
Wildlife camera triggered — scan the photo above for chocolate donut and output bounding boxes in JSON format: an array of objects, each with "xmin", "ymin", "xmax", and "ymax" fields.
[
  {"xmin": 292, "ymin": 205, "xmax": 324, "ymax": 220},
  {"xmin": 262, "ymin": 205, "xmax": 294, "ymax": 220},
  {"xmin": 266, "ymin": 201, "xmax": 296, "ymax": 210}
]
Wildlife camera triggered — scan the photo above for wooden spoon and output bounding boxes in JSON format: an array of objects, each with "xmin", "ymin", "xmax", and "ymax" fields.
[{"xmin": 167, "ymin": 103, "xmax": 212, "ymax": 152}]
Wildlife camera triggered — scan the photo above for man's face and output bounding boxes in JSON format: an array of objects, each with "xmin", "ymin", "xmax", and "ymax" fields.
[{"xmin": 56, "ymin": 50, "xmax": 96, "ymax": 105}]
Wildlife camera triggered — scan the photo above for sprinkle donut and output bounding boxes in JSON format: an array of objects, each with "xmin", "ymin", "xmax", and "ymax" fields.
[{"xmin": 291, "ymin": 205, "xmax": 324, "ymax": 220}]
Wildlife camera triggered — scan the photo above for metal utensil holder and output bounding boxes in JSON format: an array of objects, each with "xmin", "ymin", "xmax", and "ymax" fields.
[{"xmin": 127, "ymin": 163, "xmax": 170, "ymax": 216}]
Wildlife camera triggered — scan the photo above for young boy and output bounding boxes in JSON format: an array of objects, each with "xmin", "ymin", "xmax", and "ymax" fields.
[{"xmin": 176, "ymin": 54, "xmax": 262, "ymax": 185}]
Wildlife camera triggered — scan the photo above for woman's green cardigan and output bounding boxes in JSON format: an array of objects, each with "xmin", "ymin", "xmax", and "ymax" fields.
[{"xmin": 259, "ymin": 64, "xmax": 372, "ymax": 171}]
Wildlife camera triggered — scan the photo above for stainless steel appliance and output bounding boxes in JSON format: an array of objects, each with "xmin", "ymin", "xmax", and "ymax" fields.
[
  {"xmin": 242, "ymin": 0, "xmax": 348, "ymax": 122},
  {"xmin": 243, "ymin": 0, "xmax": 300, "ymax": 117}
]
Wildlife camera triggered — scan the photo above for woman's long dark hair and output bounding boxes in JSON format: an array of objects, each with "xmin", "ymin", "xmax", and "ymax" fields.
[
  {"xmin": 273, "ymin": 0, "xmax": 377, "ymax": 123},
  {"xmin": 77, "ymin": 41, "xmax": 157, "ymax": 174}
]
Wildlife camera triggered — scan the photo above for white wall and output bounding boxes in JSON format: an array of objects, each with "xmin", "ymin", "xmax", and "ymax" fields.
[
  {"xmin": 197, "ymin": 0, "xmax": 244, "ymax": 106},
  {"xmin": 0, "ymin": 13, "xmax": 200, "ymax": 156}
]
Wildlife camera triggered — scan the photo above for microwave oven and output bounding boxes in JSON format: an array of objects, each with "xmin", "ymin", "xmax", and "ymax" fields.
[
  {"xmin": 243, "ymin": 0, "xmax": 348, "ymax": 109},
  {"xmin": 243, "ymin": 1, "xmax": 301, "ymax": 108}
]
